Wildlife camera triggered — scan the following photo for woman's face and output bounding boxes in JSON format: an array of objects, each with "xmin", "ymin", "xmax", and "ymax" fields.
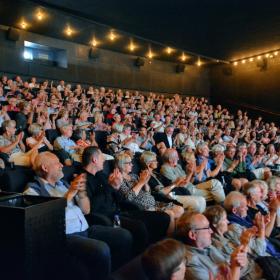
[
  {"xmin": 148, "ymin": 158, "xmax": 158, "ymax": 170},
  {"xmin": 216, "ymin": 212, "xmax": 229, "ymax": 235},
  {"xmin": 250, "ymin": 186, "xmax": 262, "ymax": 203},
  {"xmin": 122, "ymin": 158, "xmax": 132, "ymax": 174}
]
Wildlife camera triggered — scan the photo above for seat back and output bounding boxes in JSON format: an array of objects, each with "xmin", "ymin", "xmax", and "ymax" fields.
[{"xmin": 1, "ymin": 167, "xmax": 35, "ymax": 193}]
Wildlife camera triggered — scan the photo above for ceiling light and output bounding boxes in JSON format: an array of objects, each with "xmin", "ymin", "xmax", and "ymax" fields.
[
  {"xmin": 265, "ymin": 53, "xmax": 270, "ymax": 58},
  {"xmin": 274, "ymin": 51, "xmax": 278, "ymax": 56},
  {"xmin": 147, "ymin": 49, "xmax": 154, "ymax": 59},
  {"xmin": 233, "ymin": 61, "xmax": 238, "ymax": 66},
  {"xmin": 166, "ymin": 47, "xmax": 173, "ymax": 54},
  {"xmin": 129, "ymin": 42, "xmax": 135, "ymax": 52},
  {"xmin": 21, "ymin": 20, "xmax": 27, "ymax": 29},
  {"xmin": 91, "ymin": 38, "xmax": 98, "ymax": 47},
  {"xmin": 65, "ymin": 26, "xmax": 73, "ymax": 36},
  {"xmin": 109, "ymin": 31, "xmax": 116, "ymax": 41},
  {"xmin": 180, "ymin": 52, "xmax": 186, "ymax": 61},
  {"xmin": 36, "ymin": 11, "xmax": 43, "ymax": 21},
  {"xmin": 197, "ymin": 58, "xmax": 202, "ymax": 66},
  {"xmin": 249, "ymin": 58, "xmax": 254, "ymax": 62},
  {"xmin": 257, "ymin": 55, "xmax": 262, "ymax": 60},
  {"xmin": 241, "ymin": 59, "xmax": 246, "ymax": 64}
]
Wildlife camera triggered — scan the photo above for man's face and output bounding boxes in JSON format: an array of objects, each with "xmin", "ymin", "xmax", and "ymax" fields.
[
  {"xmin": 192, "ymin": 215, "xmax": 213, "ymax": 249},
  {"xmin": 234, "ymin": 198, "xmax": 248, "ymax": 218},
  {"xmin": 95, "ymin": 151, "xmax": 105, "ymax": 171},
  {"xmin": 6, "ymin": 122, "xmax": 16, "ymax": 135},
  {"xmin": 248, "ymin": 144, "xmax": 256, "ymax": 155},
  {"xmin": 45, "ymin": 155, "xmax": 64, "ymax": 182},
  {"xmin": 166, "ymin": 127, "xmax": 174, "ymax": 136},
  {"xmin": 225, "ymin": 148, "xmax": 236, "ymax": 159}
]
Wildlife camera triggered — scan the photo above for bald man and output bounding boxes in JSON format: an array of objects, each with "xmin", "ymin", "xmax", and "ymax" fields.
[
  {"xmin": 176, "ymin": 212, "xmax": 247, "ymax": 280},
  {"xmin": 24, "ymin": 152, "xmax": 133, "ymax": 278}
]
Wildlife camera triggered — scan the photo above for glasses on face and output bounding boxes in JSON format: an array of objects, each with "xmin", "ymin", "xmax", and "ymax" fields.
[
  {"xmin": 194, "ymin": 226, "xmax": 211, "ymax": 232},
  {"xmin": 124, "ymin": 161, "xmax": 132, "ymax": 165}
]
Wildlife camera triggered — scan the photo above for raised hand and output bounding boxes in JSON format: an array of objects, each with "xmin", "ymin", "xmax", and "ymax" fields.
[
  {"xmin": 109, "ymin": 168, "xmax": 123, "ymax": 189},
  {"xmin": 139, "ymin": 169, "xmax": 151, "ymax": 185}
]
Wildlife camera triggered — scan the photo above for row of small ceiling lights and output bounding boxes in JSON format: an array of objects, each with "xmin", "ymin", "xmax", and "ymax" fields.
[
  {"xmin": 19, "ymin": 9, "xmax": 203, "ymax": 66},
  {"xmin": 232, "ymin": 51, "xmax": 279, "ymax": 66}
]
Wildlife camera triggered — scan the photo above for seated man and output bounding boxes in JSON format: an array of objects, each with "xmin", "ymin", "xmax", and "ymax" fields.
[
  {"xmin": 54, "ymin": 123, "xmax": 81, "ymax": 164},
  {"xmin": 246, "ymin": 142, "xmax": 271, "ymax": 180},
  {"xmin": 176, "ymin": 212, "xmax": 247, "ymax": 280},
  {"xmin": 24, "ymin": 152, "xmax": 133, "ymax": 278},
  {"xmin": 82, "ymin": 146, "xmax": 171, "ymax": 247},
  {"xmin": 224, "ymin": 191, "xmax": 280, "ymax": 258},
  {"xmin": 160, "ymin": 148, "xmax": 225, "ymax": 203}
]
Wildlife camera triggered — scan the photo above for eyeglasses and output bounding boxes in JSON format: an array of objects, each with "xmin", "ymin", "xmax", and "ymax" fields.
[
  {"xmin": 124, "ymin": 161, "xmax": 132, "ymax": 165},
  {"xmin": 193, "ymin": 226, "xmax": 211, "ymax": 232}
]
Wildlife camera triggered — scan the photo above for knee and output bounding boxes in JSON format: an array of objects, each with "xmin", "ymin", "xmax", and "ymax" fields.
[{"xmin": 111, "ymin": 228, "xmax": 133, "ymax": 248}]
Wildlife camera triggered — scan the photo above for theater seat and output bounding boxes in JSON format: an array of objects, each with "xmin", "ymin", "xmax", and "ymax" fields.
[
  {"xmin": 1, "ymin": 166, "xmax": 35, "ymax": 193},
  {"xmin": 45, "ymin": 129, "xmax": 60, "ymax": 144},
  {"xmin": 94, "ymin": 130, "xmax": 109, "ymax": 153}
]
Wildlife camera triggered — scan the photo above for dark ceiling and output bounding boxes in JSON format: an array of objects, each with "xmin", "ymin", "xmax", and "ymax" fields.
[{"xmin": 1, "ymin": 0, "xmax": 280, "ymax": 62}]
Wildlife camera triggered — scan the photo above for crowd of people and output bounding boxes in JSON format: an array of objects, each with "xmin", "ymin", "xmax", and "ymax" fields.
[{"xmin": 1, "ymin": 74, "xmax": 280, "ymax": 279}]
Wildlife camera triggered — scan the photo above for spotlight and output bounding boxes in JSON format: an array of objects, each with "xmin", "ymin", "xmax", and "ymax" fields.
[
  {"xmin": 21, "ymin": 21, "xmax": 27, "ymax": 29},
  {"xmin": 109, "ymin": 31, "xmax": 116, "ymax": 41},
  {"xmin": 233, "ymin": 61, "xmax": 238, "ymax": 66},
  {"xmin": 197, "ymin": 58, "xmax": 202, "ymax": 67},
  {"xmin": 274, "ymin": 51, "xmax": 278, "ymax": 56},
  {"xmin": 129, "ymin": 42, "xmax": 135, "ymax": 52},
  {"xmin": 180, "ymin": 52, "xmax": 186, "ymax": 62},
  {"xmin": 242, "ymin": 59, "xmax": 246, "ymax": 64},
  {"xmin": 249, "ymin": 58, "xmax": 254, "ymax": 62},
  {"xmin": 91, "ymin": 38, "xmax": 98, "ymax": 47},
  {"xmin": 65, "ymin": 26, "xmax": 73, "ymax": 36},
  {"xmin": 257, "ymin": 55, "xmax": 262, "ymax": 60}
]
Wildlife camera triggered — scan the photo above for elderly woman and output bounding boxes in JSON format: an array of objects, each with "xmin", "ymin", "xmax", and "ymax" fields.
[
  {"xmin": 243, "ymin": 180, "xmax": 278, "ymax": 238},
  {"xmin": 115, "ymin": 151, "xmax": 184, "ymax": 235},
  {"xmin": 204, "ymin": 205, "xmax": 263, "ymax": 279},
  {"xmin": 140, "ymin": 151, "xmax": 206, "ymax": 213},
  {"xmin": 26, "ymin": 123, "xmax": 53, "ymax": 152}
]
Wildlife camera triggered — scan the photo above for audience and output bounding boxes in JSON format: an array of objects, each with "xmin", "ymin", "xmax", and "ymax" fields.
[{"xmin": 1, "ymin": 74, "xmax": 280, "ymax": 279}]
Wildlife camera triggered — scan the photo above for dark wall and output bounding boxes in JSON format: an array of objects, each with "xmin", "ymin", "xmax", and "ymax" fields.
[
  {"xmin": 210, "ymin": 59, "xmax": 280, "ymax": 122},
  {"xmin": 0, "ymin": 26, "xmax": 209, "ymax": 96}
]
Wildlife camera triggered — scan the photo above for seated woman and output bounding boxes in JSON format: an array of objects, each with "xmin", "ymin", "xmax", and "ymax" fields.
[
  {"xmin": 26, "ymin": 123, "xmax": 53, "ymax": 152},
  {"xmin": 204, "ymin": 205, "xmax": 263, "ymax": 280},
  {"xmin": 0, "ymin": 120, "xmax": 38, "ymax": 167},
  {"xmin": 115, "ymin": 151, "xmax": 184, "ymax": 235},
  {"xmin": 140, "ymin": 151, "xmax": 206, "ymax": 213},
  {"xmin": 93, "ymin": 112, "xmax": 109, "ymax": 131},
  {"xmin": 141, "ymin": 239, "xmax": 186, "ymax": 280}
]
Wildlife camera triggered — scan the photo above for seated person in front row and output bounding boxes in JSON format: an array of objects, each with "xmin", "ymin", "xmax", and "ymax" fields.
[
  {"xmin": 141, "ymin": 238, "xmax": 186, "ymax": 280},
  {"xmin": 176, "ymin": 212, "xmax": 248, "ymax": 280},
  {"xmin": 24, "ymin": 151, "xmax": 133, "ymax": 278}
]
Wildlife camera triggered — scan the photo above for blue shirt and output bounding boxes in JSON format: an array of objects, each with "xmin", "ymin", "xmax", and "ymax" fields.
[
  {"xmin": 54, "ymin": 136, "xmax": 76, "ymax": 155},
  {"xmin": 25, "ymin": 177, "xmax": 89, "ymax": 234}
]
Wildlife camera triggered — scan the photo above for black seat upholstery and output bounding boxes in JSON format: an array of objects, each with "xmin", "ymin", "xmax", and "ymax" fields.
[
  {"xmin": 45, "ymin": 129, "xmax": 60, "ymax": 144},
  {"xmin": 94, "ymin": 130, "xmax": 109, "ymax": 153},
  {"xmin": 1, "ymin": 166, "xmax": 35, "ymax": 193}
]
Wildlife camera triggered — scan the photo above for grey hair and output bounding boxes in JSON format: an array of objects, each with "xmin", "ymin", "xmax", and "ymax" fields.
[
  {"xmin": 2, "ymin": 120, "xmax": 16, "ymax": 132},
  {"xmin": 162, "ymin": 149, "xmax": 178, "ymax": 163},
  {"xmin": 196, "ymin": 142, "xmax": 208, "ymax": 152},
  {"xmin": 115, "ymin": 152, "xmax": 131, "ymax": 171},
  {"xmin": 112, "ymin": 123, "xmax": 123, "ymax": 133},
  {"xmin": 140, "ymin": 151, "xmax": 157, "ymax": 166},
  {"xmin": 243, "ymin": 181, "xmax": 261, "ymax": 197},
  {"xmin": 28, "ymin": 123, "xmax": 42, "ymax": 136},
  {"xmin": 267, "ymin": 176, "xmax": 280, "ymax": 192},
  {"xmin": 224, "ymin": 191, "xmax": 245, "ymax": 213}
]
